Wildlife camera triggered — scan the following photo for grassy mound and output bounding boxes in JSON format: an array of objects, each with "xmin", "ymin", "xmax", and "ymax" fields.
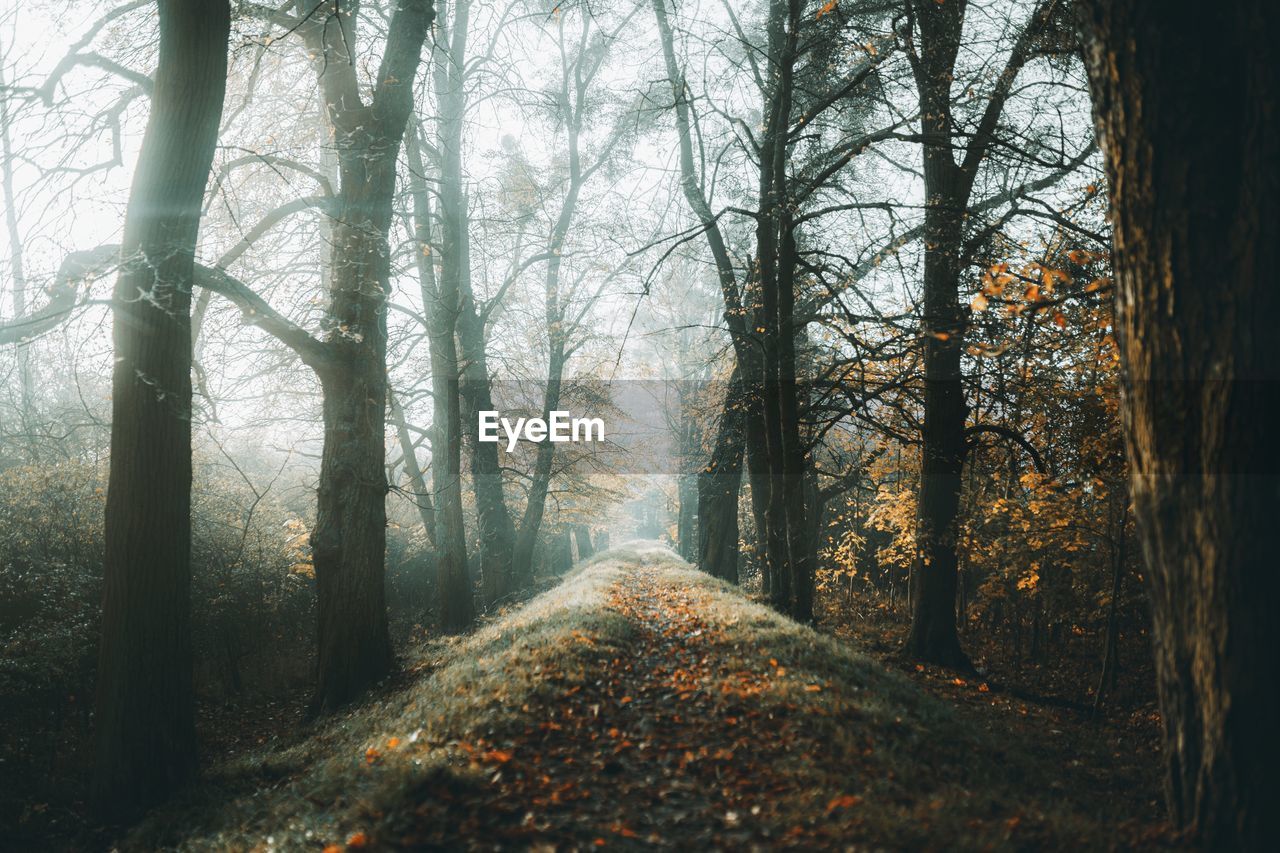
[{"xmin": 123, "ymin": 542, "xmax": 1149, "ymax": 850}]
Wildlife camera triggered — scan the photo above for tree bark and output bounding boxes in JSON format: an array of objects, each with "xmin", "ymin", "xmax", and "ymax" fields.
[
  {"xmin": 753, "ymin": 0, "xmax": 812, "ymax": 620},
  {"xmin": 92, "ymin": 0, "xmax": 228, "ymax": 818},
  {"xmin": 698, "ymin": 373, "xmax": 745, "ymax": 582},
  {"xmin": 457, "ymin": 304, "xmax": 518, "ymax": 605},
  {"xmin": 1079, "ymin": 2, "xmax": 1280, "ymax": 845},
  {"xmin": 903, "ymin": 0, "xmax": 1049, "ymax": 666},
  {"xmin": 676, "ymin": 397, "xmax": 700, "ymax": 561},
  {"xmin": 419, "ymin": 0, "xmax": 475, "ymax": 632},
  {"xmin": 653, "ymin": 0, "xmax": 769, "ymax": 589},
  {"xmin": 303, "ymin": 0, "xmax": 434, "ymax": 713},
  {"xmin": 432, "ymin": 0, "xmax": 517, "ymax": 609}
]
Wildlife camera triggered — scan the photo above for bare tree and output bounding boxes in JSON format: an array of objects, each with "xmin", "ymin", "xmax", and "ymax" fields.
[{"xmin": 92, "ymin": 0, "xmax": 229, "ymax": 818}]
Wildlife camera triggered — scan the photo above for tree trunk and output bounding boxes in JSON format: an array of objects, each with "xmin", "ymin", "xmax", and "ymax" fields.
[
  {"xmin": 547, "ymin": 526, "xmax": 574, "ymax": 575},
  {"xmin": 92, "ymin": 0, "xmax": 228, "ymax": 818},
  {"xmin": 906, "ymin": 205, "xmax": 970, "ymax": 666},
  {"xmin": 305, "ymin": 0, "xmax": 434, "ymax": 712},
  {"xmin": 698, "ymin": 374, "xmax": 745, "ymax": 582},
  {"xmin": 419, "ymin": 0, "xmax": 475, "ymax": 632},
  {"xmin": 753, "ymin": 0, "xmax": 808, "ymax": 620},
  {"xmin": 902, "ymin": 0, "xmax": 987, "ymax": 668},
  {"xmin": 777, "ymin": 226, "xmax": 813, "ymax": 623},
  {"xmin": 652, "ymin": 0, "xmax": 769, "ymax": 593},
  {"xmin": 573, "ymin": 524, "xmax": 594, "ymax": 561},
  {"xmin": 1079, "ymin": 2, "xmax": 1280, "ymax": 844},
  {"xmin": 389, "ymin": 385, "xmax": 437, "ymax": 545},
  {"xmin": 677, "ymin": 472, "xmax": 697, "ymax": 560},
  {"xmin": 458, "ymin": 318, "xmax": 518, "ymax": 606},
  {"xmin": 1093, "ymin": 502, "xmax": 1126, "ymax": 713},
  {"xmin": 512, "ymin": 365, "xmax": 564, "ymax": 586},
  {"xmin": 405, "ymin": 133, "xmax": 471, "ymax": 634},
  {"xmin": 311, "ymin": 324, "xmax": 395, "ymax": 711}
]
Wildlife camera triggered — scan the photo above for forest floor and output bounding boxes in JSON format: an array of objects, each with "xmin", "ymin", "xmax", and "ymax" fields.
[{"xmin": 111, "ymin": 542, "xmax": 1180, "ymax": 851}]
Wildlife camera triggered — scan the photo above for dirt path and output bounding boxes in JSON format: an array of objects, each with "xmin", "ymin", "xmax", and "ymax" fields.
[
  {"xmin": 126, "ymin": 545, "xmax": 1171, "ymax": 851},
  {"xmin": 401, "ymin": 566, "xmax": 843, "ymax": 848}
]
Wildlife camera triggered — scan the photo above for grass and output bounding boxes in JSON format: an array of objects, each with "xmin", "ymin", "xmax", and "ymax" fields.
[{"xmin": 121, "ymin": 542, "xmax": 1174, "ymax": 850}]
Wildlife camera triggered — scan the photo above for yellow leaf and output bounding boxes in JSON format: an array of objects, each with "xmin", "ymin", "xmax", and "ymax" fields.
[{"xmin": 970, "ymin": 294, "xmax": 988, "ymax": 312}]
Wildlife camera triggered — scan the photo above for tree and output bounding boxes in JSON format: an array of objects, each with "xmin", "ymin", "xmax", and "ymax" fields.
[
  {"xmin": 650, "ymin": 0, "xmax": 759, "ymax": 586},
  {"xmin": 509, "ymin": 3, "xmax": 635, "ymax": 588},
  {"xmin": 198, "ymin": 0, "xmax": 438, "ymax": 712},
  {"xmin": 1078, "ymin": 1, "xmax": 1280, "ymax": 846},
  {"xmin": 91, "ymin": 0, "xmax": 229, "ymax": 818},
  {"xmin": 405, "ymin": 114, "xmax": 474, "ymax": 634},
  {"xmin": 295, "ymin": 0, "xmax": 435, "ymax": 712},
  {"xmin": 901, "ymin": 0, "xmax": 1066, "ymax": 666}
]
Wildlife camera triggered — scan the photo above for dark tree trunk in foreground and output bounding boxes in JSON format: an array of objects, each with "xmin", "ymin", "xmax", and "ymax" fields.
[
  {"xmin": 301, "ymin": 0, "xmax": 434, "ymax": 713},
  {"xmin": 1079, "ymin": 2, "xmax": 1280, "ymax": 846},
  {"xmin": 93, "ymin": 0, "xmax": 228, "ymax": 818}
]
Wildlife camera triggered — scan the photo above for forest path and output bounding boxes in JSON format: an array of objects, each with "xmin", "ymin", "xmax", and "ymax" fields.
[
  {"xmin": 130, "ymin": 544, "xmax": 1137, "ymax": 850},
  {"xmin": 415, "ymin": 552, "xmax": 850, "ymax": 848}
]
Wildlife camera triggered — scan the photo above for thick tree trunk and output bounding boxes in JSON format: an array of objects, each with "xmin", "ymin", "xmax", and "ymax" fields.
[
  {"xmin": 304, "ymin": 0, "xmax": 434, "ymax": 712},
  {"xmin": 1079, "ymin": 2, "xmax": 1280, "ymax": 845},
  {"xmin": 92, "ymin": 0, "xmax": 228, "ymax": 818},
  {"xmin": 754, "ymin": 0, "xmax": 809, "ymax": 620},
  {"xmin": 906, "ymin": 207, "xmax": 969, "ymax": 666},
  {"xmin": 698, "ymin": 374, "xmax": 745, "ymax": 582},
  {"xmin": 777, "ymin": 227, "xmax": 813, "ymax": 622},
  {"xmin": 311, "ymin": 342, "xmax": 394, "ymax": 711},
  {"xmin": 901, "ymin": 0, "xmax": 997, "ymax": 668}
]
